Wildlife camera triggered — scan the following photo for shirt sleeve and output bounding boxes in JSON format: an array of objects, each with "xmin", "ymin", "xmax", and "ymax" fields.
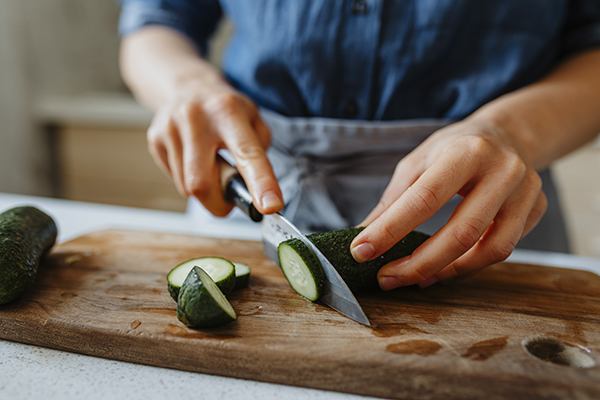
[
  {"xmin": 118, "ymin": 0, "xmax": 223, "ymax": 56},
  {"xmin": 560, "ymin": 0, "xmax": 600, "ymax": 57}
]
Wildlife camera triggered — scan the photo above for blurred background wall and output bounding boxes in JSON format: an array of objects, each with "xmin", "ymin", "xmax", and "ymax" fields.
[
  {"xmin": 0, "ymin": 0, "xmax": 598, "ymax": 258},
  {"xmin": 0, "ymin": 0, "xmax": 123, "ymax": 196}
]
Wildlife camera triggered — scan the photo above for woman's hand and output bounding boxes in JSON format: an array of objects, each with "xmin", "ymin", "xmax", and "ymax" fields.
[
  {"xmin": 350, "ymin": 117, "xmax": 547, "ymax": 290},
  {"xmin": 147, "ymin": 82, "xmax": 283, "ymax": 216},
  {"xmin": 120, "ymin": 26, "xmax": 283, "ymax": 217}
]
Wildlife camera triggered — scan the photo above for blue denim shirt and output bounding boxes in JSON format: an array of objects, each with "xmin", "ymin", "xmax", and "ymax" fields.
[{"xmin": 119, "ymin": 0, "xmax": 600, "ymax": 121}]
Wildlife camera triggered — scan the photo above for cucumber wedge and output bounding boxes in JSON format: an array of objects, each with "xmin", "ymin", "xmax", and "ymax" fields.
[
  {"xmin": 167, "ymin": 257, "xmax": 235, "ymax": 301},
  {"xmin": 233, "ymin": 262, "xmax": 251, "ymax": 290},
  {"xmin": 177, "ymin": 266, "xmax": 237, "ymax": 328},
  {"xmin": 277, "ymin": 239, "xmax": 324, "ymax": 301},
  {"xmin": 278, "ymin": 227, "xmax": 430, "ymax": 299}
]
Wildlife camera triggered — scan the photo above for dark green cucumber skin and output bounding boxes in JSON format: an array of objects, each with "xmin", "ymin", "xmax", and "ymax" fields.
[
  {"xmin": 233, "ymin": 273, "xmax": 250, "ymax": 291},
  {"xmin": 0, "ymin": 206, "xmax": 57, "ymax": 304},
  {"xmin": 279, "ymin": 238, "xmax": 324, "ymax": 300},
  {"xmin": 177, "ymin": 266, "xmax": 236, "ymax": 328},
  {"xmin": 306, "ymin": 227, "xmax": 430, "ymax": 293}
]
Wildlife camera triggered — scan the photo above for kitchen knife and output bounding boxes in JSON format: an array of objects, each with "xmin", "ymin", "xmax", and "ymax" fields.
[{"xmin": 217, "ymin": 154, "xmax": 370, "ymax": 325}]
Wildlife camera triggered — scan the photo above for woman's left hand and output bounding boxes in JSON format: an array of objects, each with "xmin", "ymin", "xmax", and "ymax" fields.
[{"xmin": 350, "ymin": 117, "xmax": 547, "ymax": 290}]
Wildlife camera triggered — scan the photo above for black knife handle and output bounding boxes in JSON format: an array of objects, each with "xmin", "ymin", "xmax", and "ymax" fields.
[{"xmin": 217, "ymin": 154, "xmax": 263, "ymax": 222}]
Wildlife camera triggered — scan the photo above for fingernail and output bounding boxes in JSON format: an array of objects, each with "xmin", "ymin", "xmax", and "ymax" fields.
[
  {"xmin": 418, "ymin": 276, "xmax": 439, "ymax": 289},
  {"xmin": 379, "ymin": 276, "xmax": 400, "ymax": 291},
  {"xmin": 261, "ymin": 191, "xmax": 282, "ymax": 210},
  {"xmin": 351, "ymin": 242, "xmax": 375, "ymax": 263}
]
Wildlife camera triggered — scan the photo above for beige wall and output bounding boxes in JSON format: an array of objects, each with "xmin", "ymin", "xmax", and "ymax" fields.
[{"xmin": 0, "ymin": 0, "xmax": 123, "ymax": 196}]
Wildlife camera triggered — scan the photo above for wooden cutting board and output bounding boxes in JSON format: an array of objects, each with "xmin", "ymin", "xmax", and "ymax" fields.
[{"xmin": 1, "ymin": 229, "xmax": 599, "ymax": 399}]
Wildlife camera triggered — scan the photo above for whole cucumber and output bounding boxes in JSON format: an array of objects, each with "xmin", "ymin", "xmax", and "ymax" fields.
[{"xmin": 0, "ymin": 206, "xmax": 57, "ymax": 304}]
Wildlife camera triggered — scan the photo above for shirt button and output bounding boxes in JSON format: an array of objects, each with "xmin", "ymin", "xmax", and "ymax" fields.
[
  {"xmin": 351, "ymin": 0, "xmax": 368, "ymax": 15},
  {"xmin": 343, "ymin": 99, "xmax": 360, "ymax": 118}
]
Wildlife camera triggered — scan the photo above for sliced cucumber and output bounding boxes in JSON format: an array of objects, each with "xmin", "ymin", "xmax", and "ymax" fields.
[
  {"xmin": 177, "ymin": 266, "xmax": 237, "ymax": 328},
  {"xmin": 278, "ymin": 227, "xmax": 430, "ymax": 299},
  {"xmin": 277, "ymin": 239, "xmax": 324, "ymax": 301},
  {"xmin": 233, "ymin": 262, "xmax": 251, "ymax": 290},
  {"xmin": 167, "ymin": 257, "xmax": 235, "ymax": 301}
]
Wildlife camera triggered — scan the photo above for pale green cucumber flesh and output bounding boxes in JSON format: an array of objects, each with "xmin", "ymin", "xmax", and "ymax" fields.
[
  {"xmin": 167, "ymin": 257, "xmax": 235, "ymax": 301},
  {"xmin": 233, "ymin": 262, "xmax": 251, "ymax": 290},
  {"xmin": 277, "ymin": 240, "xmax": 324, "ymax": 302}
]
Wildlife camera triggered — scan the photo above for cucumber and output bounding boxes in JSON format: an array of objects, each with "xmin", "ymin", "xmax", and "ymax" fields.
[
  {"xmin": 278, "ymin": 239, "xmax": 324, "ymax": 301},
  {"xmin": 167, "ymin": 257, "xmax": 235, "ymax": 301},
  {"xmin": 0, "ymin": 206, "xmax": 57, "ymax": 304},
  {"xmin": 278, "ymin": 227, "xmax": 430, "ymax": 298},
  {"xmin": 177, "ymin": 266, "xmax": 237, "ymax": 328},
  {"xmin": 233, "ymin": 262, "xmax": 251, "ymax": 290}
]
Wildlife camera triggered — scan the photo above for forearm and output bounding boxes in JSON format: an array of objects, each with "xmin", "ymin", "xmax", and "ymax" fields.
[
  {"xmin": 119, "ymin": 25, "xmax": 227, "ymax": 111},
  {"xmin": 469, "ymin": 48, "xmax": 600, "ymax": 170}
]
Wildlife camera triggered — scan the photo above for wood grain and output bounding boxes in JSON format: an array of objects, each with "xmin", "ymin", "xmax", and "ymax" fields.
[{"xmin": 1, "ymin": 229, "xmax": 599, "ymax": 399}]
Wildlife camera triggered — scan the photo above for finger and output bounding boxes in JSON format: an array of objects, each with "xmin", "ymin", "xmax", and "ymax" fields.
[
  {"xmin": 177, "ymin": 105, "xmax": 233, "ymax": 217},
  {"xmin": 521, "ymin": 190, "xmax": 547, "ymax": 239},
  {"xmin": 161, "ymin": 117, "xmax": 186, "ymax": 197},
  {"xmin": 432, "ymin": 172, "xmax": 544, "ymax": 284},
  {"xmin": 376, "ymin": 168, "xmax": 523, "ymax": 290},
  {"xmin": 218, "ymin": 112, "xmax": 283, "ymax": 214},
  {"xmin": 148, "ymin": 134, "xmax": 172, "ymax": 178},
  {"xmin": 351, "ymin": 147, "xmax": 482, "ymax": 263},
  {"xmin": 359, "ymin": 155, "xmax": 423, "ymax": 227},
  {"xmin": 252, "ymin": 115, "xmax": 272, "ymax": 150}
]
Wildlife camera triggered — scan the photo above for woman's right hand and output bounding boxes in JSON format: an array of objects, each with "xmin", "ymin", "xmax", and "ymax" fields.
[
  {"xmin": 120, "ymin": 26, "xmax": 283, "ymax": 217},
  {"xmin": 147, "ymin": 79, "xmax": 283, "ymax": 217}
]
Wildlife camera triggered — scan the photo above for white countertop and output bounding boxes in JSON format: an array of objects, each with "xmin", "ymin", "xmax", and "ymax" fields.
[{"xmin": 1, "ymin": 192, "xmax": 599, "ymax": 400}]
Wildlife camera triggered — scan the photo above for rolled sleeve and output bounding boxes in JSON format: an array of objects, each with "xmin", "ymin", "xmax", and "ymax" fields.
[
  {"xmin": 560, "ymin": 0, "xmax": 600, "ymax": 57},
  {"xmin": 118, "ymin": 0, "xmax": 222, "ymax": 56}
]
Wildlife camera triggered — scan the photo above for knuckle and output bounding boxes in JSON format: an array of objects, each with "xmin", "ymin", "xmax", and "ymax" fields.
[
  {"xmin": 175, "ymin": 101, "xmax": 201, "ymax": 121},
  {"xmin": 204, "ymin": 92, "xmax": 246, "ymax": 117},
  {"xmin": 526, "ymin": 169, "xmax": 543, "ymax": 191},
  {"xmin": 488, "ymin": 239, "xmax": 515, "ymax": 263},
  {"xmin": 233, "ymin": 142, "xmax": 266, "ymax": 166},
  {"xmin": 503, "ymin": 152, "xmax": 527, "ymax": 181},
  {"xmin": 451, "ymin": 218, "xmax": 486, "ymax": 252},
  {"xmin": 186, "ymin": 175, "xmax": 211, "ymax": 200},
  {"xmin": 463, "ymin": 135, "xmax": 494, "ymax": 156},
  {"xmin": 406, "ymin": 185, "xmax": 438, "ymax": 219},
  {"xmin": 411, "ymin": 265, "xmax": 430, "ymax": 282}
]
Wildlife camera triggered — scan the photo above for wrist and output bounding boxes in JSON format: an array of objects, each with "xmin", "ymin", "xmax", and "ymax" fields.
[{"xmin": 467, "ymin": 102, "xmax": 538, "ymax": 168}]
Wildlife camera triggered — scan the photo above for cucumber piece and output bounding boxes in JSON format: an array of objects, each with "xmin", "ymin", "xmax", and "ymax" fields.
[
  {"xmin": 278, "ymin": 227, "xmax": 430, "ymax": 298},
  {"xmin": 0, "ymin": 206, "xmax": 57, "ymax": 304},
  {"xmin": 177, "ymin": 266, "xmax": 237, "ymax": 328},
  {"xmin": 277, "ymin": 239, "xmax": 324, "ymax": 301},
  {"xmin": 233, "ymin": 262, "xmax": 251, "ymax": 290},
  {"xmin": 167, "ymin": 257, "xmax": 235, "ymax": 301}
]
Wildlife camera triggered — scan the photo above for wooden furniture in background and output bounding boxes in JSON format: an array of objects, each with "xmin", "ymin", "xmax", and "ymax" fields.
[
  {"xmin": 55, "ymin": 126, "xmax": 186, "ymax": 212},
  {"xmin": 38, "ymin": 93, "xmax": 187, "ymax": 213}
]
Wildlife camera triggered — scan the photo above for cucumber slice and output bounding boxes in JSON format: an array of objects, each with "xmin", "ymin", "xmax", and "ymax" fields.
[
  {"xmin": 277, "ymin": 239, "xmax": 324, "ymax": 301},
  {"xmin": 177, "ymin": 266, "xmax": 237, "ymax": 328},
  {"xmin": 167, "ymin": 257, "xmax": 235, "ymax": 301},
  {"xmin": 233, "ymin": 262, "xmax": 251, "ymax": 290}
]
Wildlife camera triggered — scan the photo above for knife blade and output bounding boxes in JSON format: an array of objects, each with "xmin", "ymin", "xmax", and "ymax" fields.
[{"xmin": 217, "ymin": 154, "xmax": 370, "ymax": 325}]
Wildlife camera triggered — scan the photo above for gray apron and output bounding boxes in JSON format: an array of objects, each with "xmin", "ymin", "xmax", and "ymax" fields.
[{"xmin": 189, "ymin": 109, "xmax": 570, "ymax": 253}]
